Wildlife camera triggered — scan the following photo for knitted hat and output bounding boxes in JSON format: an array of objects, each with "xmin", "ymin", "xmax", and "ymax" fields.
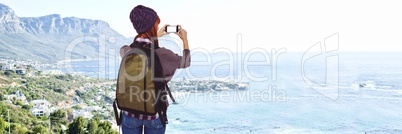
[{"xmin": 129, "ymin": 5, "xmax": 158, "ymax": 34}]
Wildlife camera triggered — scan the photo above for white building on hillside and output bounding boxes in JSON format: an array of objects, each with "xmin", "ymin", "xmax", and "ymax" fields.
[
  {"xmin": 16, "ymin": 66, "xmax": 26, "ymax": 75},
  {"xmin": 31, "ymin": 99, "xmax": 51, "ymax": 108},
  {"xmin": 3, "ymin": 64, "xmax": 14, "ymax": 71},
  {"xmin": 4, "ymin": 90, "xmax": 27, "ymax": 102},
  {"xmin": 30, "ymin": 99, "xmax": 51, "ymax": 117}
]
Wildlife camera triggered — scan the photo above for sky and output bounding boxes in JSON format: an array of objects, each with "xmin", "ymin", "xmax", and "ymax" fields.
[{"xmin": 1, "ymin": 0, "xmax": 402, "ymax": 52}]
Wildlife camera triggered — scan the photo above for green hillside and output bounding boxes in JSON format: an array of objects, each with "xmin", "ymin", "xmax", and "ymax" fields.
[{"xmin": 0, "ymin": 70, "xmax": 118, "ymax": 134}]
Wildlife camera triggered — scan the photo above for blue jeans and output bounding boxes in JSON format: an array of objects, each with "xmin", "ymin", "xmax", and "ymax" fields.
[{"xmin": 121, "ymin": 113, "xmax": 166, "ymax": 134}]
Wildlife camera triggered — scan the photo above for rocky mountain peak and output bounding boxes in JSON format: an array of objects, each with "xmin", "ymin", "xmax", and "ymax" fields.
[
  {"xmin": 0, "ymin": 3, "xmax": 24, "ymax": 33},
  {"xmin": 21, "ymin": 14, "xmax": 112, "ymax": 36},
  {"xmin": 0, "ymin": 3, "xmax": 129, "ymax": 62}
]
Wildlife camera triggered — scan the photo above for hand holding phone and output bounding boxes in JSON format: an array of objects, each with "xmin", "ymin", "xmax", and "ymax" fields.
[
  {"xmin": 174, "ymin": 26, "xmax": 187, "ymax": 40},
  {"xmin": 165, "ymin": 25, "xmax": 179, "ymax": 33}
]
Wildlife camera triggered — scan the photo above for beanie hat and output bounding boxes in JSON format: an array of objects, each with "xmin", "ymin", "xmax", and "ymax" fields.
[{"xmin": 129, "ymin": 5, "xmax": 158, "ymax": 34}]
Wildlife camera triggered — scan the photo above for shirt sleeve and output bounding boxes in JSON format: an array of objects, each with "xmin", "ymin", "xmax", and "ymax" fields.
[
  {"xmin": 177, "ymin": 49, "xmax": 191, "ymax": 68},
  {"xmin": 156, "ymin": 48, "xmax": 191, "ymax": 82}
]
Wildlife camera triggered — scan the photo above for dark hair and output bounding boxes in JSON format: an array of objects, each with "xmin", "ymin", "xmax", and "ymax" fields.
[{"xmin": 132, "ymin": 16, "xmax": 160, "ymax": 48}]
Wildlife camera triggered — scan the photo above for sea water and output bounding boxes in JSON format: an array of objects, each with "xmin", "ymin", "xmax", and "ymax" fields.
[{"xmin": 64, "ymin": 52, "xmax": 402, "ymax": 133}]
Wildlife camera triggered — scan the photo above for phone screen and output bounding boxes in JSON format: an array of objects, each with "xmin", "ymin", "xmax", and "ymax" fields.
[{"xmin": 166, "ymin": 25, "xmax": 178, "ymax": 33}]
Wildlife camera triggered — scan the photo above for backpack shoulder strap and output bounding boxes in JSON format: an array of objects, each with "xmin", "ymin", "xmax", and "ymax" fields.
[
  {"xmin": 150, "ymin": 47, "xmax": 176, "ymax": 103},
  {"xmin": 165, "ymin": 83, "xmax": 176, "ymax": 102}
]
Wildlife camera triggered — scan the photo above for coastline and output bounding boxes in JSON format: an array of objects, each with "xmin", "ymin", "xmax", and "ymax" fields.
[{"xmin": 57, "ymin": 58, "xmax": 99, "ymax": 64}]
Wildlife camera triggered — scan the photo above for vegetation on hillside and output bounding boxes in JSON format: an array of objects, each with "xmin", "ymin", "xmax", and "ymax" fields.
[{"xmin": 0, "ymin": 70, "xmax": 118, "ymax": 133}]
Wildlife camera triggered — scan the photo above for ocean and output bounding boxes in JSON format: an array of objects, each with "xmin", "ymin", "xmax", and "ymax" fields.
[{"xmin": 63, "ymin": 51, "xmax": 402, "ymax": 133}]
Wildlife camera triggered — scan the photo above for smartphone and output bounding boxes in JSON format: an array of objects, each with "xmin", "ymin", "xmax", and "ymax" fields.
[{"xmin": 165, "ymin": 25, "xmax": 179, "ymax": 33}]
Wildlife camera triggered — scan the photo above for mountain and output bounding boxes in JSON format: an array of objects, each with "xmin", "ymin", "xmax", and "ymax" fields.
[
  {"xmin": 0, "ymin": 3, "xmax": 24, "ymax": 33},
  {"xmin": 0, "ymin": 3, "xmax": 130, "ymax": 63}
]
